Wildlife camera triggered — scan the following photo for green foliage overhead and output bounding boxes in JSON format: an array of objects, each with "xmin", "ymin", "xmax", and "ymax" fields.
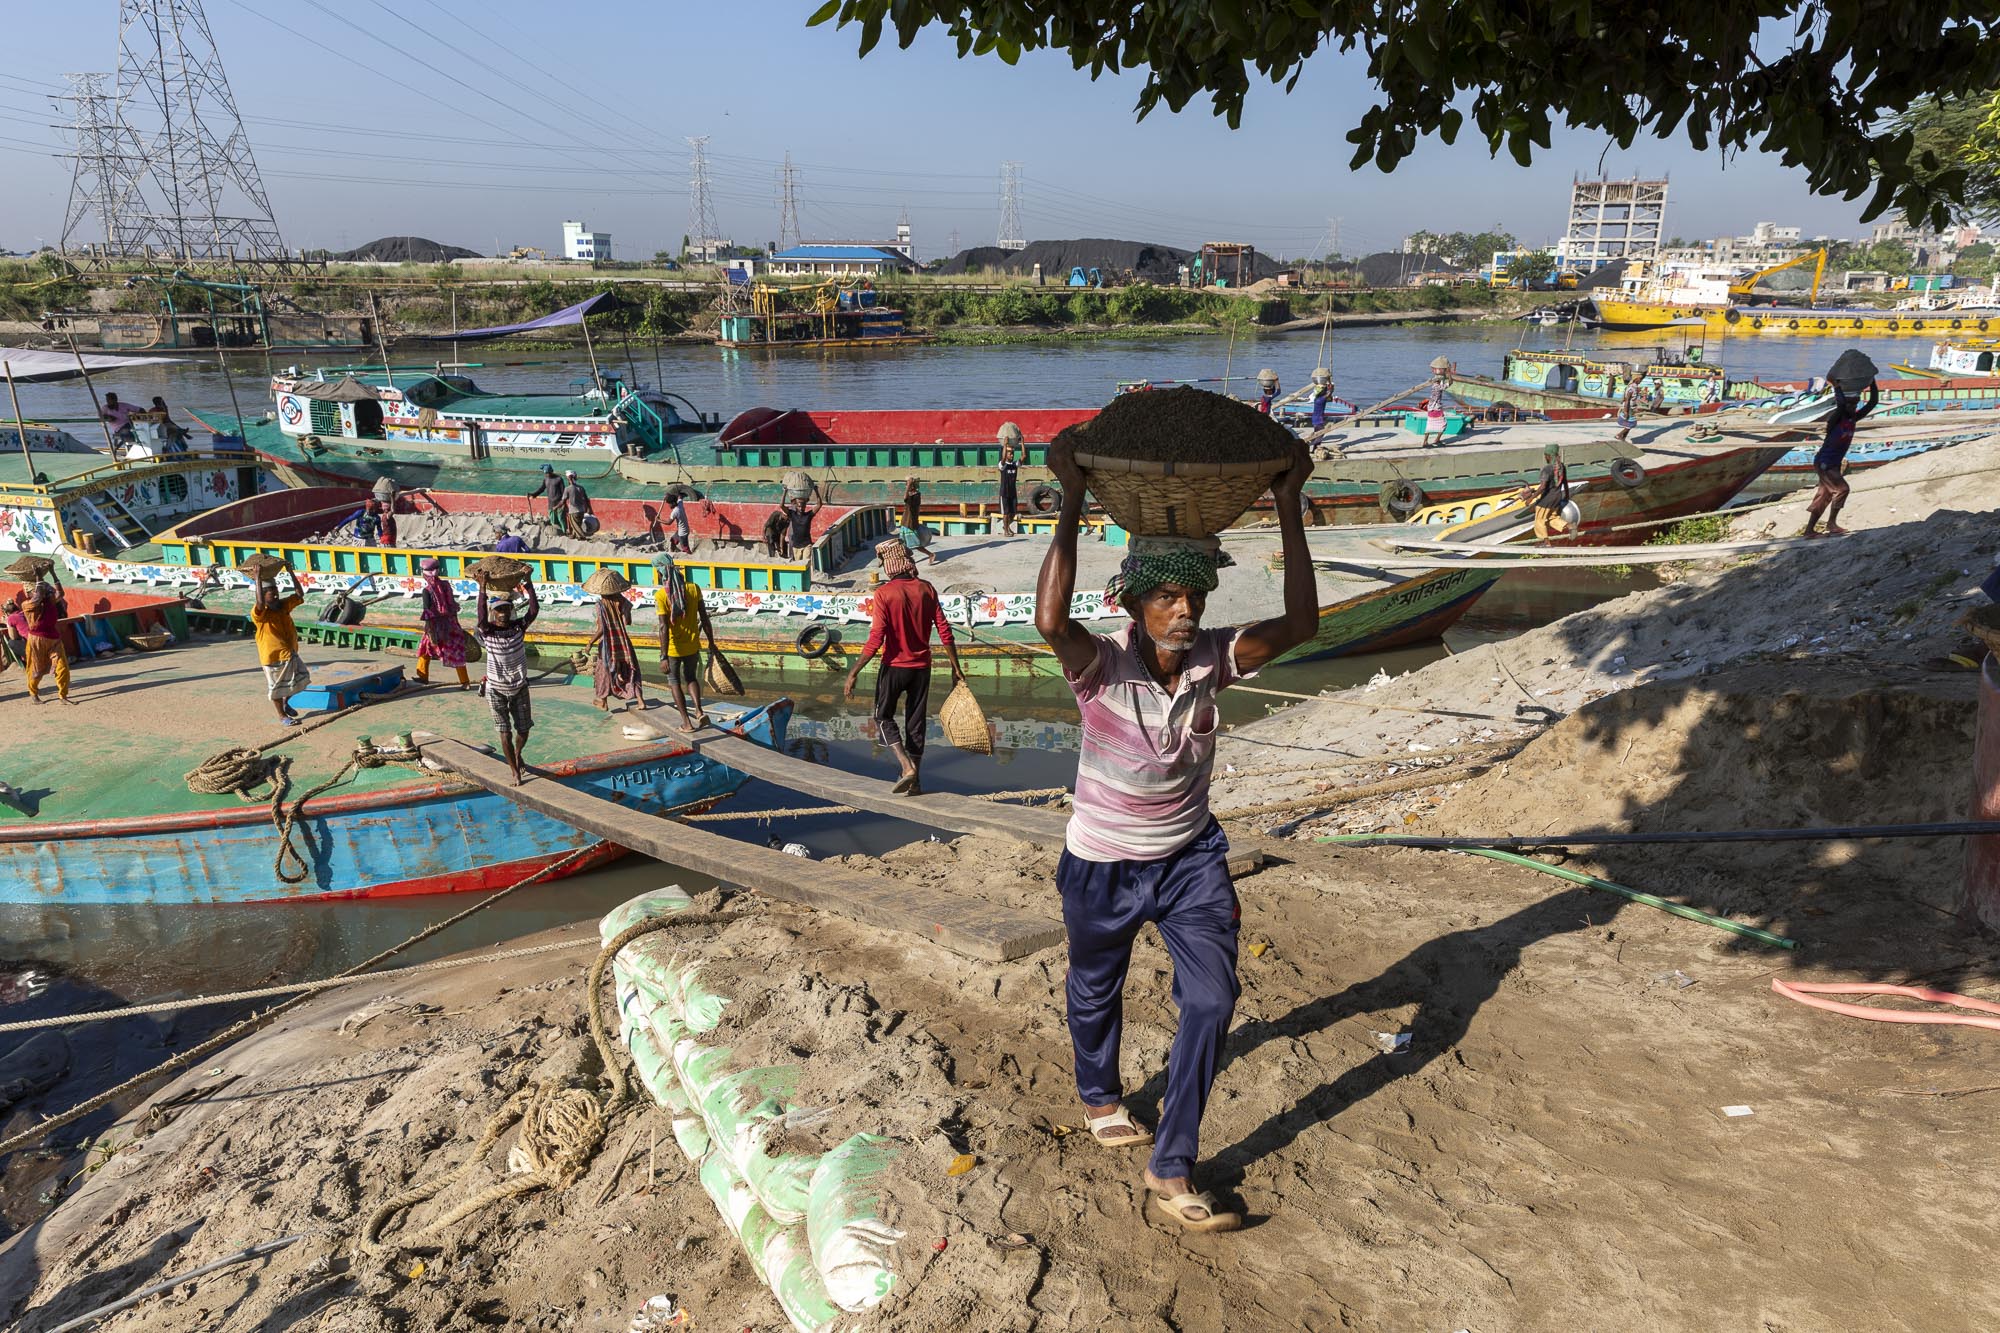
[
  {"xmin": 805, "ymin": 1, "xmax": 2000, "ymax": 225},
  {"xmin": 1889, "ymin": 92, "xmax": 2000, "ymax": 223}
]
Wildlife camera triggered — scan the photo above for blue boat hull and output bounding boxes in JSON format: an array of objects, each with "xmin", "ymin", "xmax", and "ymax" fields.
[{"xmin": 0, "ymin": 700, "xmax": 790, "ymax": 906}]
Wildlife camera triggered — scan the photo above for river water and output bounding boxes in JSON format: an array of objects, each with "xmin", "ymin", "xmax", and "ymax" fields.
[
  {"xmin": 9, "ymin": 318, "xmax": 1927, "ymax": 426},
  {"xmin": 0, "ymin": 320, "xmax": 1931, "ymax": 1198}
]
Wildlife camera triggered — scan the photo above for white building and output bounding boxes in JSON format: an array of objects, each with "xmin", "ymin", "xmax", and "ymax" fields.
[
  {"xmin": 1556, "ymin": 176, "xmax": 1668, "ymax": 269},
  {"xmin": 561, "ymin": 220, "xmax": 611, "ymax": 262}
]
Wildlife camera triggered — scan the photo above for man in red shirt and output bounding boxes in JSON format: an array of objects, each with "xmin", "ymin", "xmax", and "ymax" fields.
[{"xmin": 844, "ymin": 537, "xmax": 964, "ymax": 794}]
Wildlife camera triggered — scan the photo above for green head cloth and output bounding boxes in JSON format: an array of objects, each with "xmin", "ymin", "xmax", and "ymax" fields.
[{"xmin": 1105, "ymin": 535, "xmax": 1235, "ymax": 606}]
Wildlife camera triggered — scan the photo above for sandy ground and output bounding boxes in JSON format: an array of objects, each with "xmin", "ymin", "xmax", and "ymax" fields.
[{"xmin": 7, "ymin": 652, "xmax": 2000, "ymax": 1333}]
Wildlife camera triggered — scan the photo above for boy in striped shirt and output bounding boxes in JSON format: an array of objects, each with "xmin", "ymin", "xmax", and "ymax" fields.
[{"xmin": 1035, "ymin": 434, "xmax": 1317, "ymax": 1233}]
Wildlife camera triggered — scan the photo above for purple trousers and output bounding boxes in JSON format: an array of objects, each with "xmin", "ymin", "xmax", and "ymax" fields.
[{"xmin": 1057, "ymin": 817, "xmax": 1240, "ymax": 1180}]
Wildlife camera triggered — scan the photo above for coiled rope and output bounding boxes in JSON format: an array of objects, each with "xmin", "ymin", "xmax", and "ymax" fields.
[{"xmin": 359, "ymin": 911, "xmax": 727, "ymax": 1256}]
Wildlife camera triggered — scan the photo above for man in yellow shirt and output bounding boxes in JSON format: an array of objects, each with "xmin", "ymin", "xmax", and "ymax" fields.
[
  {"xmin": 251, "ymin": 574, "xmax": 312, "ymax": 726},
  {"xmin": 653, "ymin": 555, "xmax": 713, "ymax": 732}
]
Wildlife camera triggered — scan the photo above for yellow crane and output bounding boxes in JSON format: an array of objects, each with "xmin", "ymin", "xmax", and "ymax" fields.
[{"xmin": 1728, "ymin": 247, "xmax": 1828, "ymax": 304}]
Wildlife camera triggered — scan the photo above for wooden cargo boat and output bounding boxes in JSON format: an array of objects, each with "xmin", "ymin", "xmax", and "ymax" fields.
[{"xmin": 0, "ymin": 637, "xmax": 789, "ymax": 905}]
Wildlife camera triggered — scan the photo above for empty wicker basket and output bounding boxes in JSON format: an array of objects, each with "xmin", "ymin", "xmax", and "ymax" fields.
[
  {"xmin": 1961, "ymin": 604, "xmax": 2000, "ymax": 657},
  {"xmin": 939, "ymin": 680, "xmax": 992, "ymax": 754},
  {"xmin": 1071, "ymin": 450, "xmax": 1285, "ymax": 538}
]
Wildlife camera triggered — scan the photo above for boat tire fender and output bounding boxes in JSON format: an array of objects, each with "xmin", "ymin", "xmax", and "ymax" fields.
[
  {"xmin": 1028, "ymin": 483, "xmax": 1060, "ymax": 513},
  {"xmin": 1913, "ymin": 320, "xmax": 1925, "ymax": 332},
  {"xmin": 1382, "ymin": 480, "xmax": 1427, "ymax": 519},
  {"xmin": 1610, "ymin": 457, "xmax": 1647, "ymax": 489},
  {"xmin": 796, "ymin": 625, "xmax": 837, "ymax": 659},
  {"xmin": 1787, "ymin": 319, "xmax": 1800, "ymax": 330},
  {"xmin": 1888, "ymin": 320, "xmax": 1900, "ymax": 331},
  {"xmin": 1816, "ymin": 320, "xmax": 1828, "ymax": 330},
  {"xmin": 1724, "ymin": 309, "xmax": 1741, "ymax": 325},
  {"xmin": 1751, "ymin": 318, "xmax": 1764, "ymax": 330},
  {"xmin": 1951, "ymin": 319, "xmax": 1964, "ymax": 330},
  {"xmin": 1981, "ymin": 319, "xmax": 1992, "ymax": 332}
]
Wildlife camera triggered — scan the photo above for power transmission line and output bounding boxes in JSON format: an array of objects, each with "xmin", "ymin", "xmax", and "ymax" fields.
[
  {"xmin": 777, "ymin": 150, "xmax": 801, "ymax": 251},
  {"xmin": 687, "ymin": 135, "xmax": 718, "ymax": 260},
  {"xmin": 107, "ymin": 0, "xmax": 285, "ymax": 260},
  {"xmin": 55, "ymin": 73, "xmax": 127, "ymax": 255},
  {"xmin": 997, "ymin": 160, "xmax": 1023, "ymax": 250}
]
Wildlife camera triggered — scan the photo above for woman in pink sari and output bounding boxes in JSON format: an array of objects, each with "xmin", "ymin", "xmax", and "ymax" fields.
[{"xmin": 414, "ymin": 557, "xmax": 472, "ymax": 688}]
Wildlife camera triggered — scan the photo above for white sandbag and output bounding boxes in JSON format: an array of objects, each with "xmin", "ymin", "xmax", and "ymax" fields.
[{"xmin": 807, "ymin": 1133, "xmax": 906, "ymax": 1313}]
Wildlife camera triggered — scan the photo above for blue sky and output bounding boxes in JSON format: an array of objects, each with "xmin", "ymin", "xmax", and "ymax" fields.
[{"xmin": 0, "ymin": 1, "xmax": 1888, "ymax": 261}]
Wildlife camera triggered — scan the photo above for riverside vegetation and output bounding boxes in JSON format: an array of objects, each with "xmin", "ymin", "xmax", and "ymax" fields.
[{"xmin": 0, "ymin": 256, "xmax": 1531, "ymax": 345}]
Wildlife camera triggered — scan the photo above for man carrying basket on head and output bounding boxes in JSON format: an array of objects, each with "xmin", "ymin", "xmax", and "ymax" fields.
[{"xmin": 1034, "ymin": 433, "xmax": 1317, "ymax": 1234}]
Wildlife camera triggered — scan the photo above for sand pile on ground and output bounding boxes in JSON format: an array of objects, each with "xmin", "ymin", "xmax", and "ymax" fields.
[{"xmin": 1219, "ymin": 443, "xmax": 1998, "ymax": 809}]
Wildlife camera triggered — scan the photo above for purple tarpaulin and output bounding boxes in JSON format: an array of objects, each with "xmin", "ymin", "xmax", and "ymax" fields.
[{"xmin": 430, "ymin": 292, "xmax": 623, "ymax": 342}]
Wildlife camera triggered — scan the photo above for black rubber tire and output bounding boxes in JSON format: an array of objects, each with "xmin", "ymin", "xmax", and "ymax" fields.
[
  {"xmin": 795, "ymin": 625, "xmax": 836, "ymax": 659},
  {"xmin": 1610, "ymin": 457, "xmax": 1647, "ymax": 489},
  {"xmin": 1381, "ymin": 480, "xmax": 1427, "ymax": 519},
  {"xmin": 1787, "ymin": 320, "xmax": 1799, "ymax": 330},
  {"xmin": 1028, "ymin": 483, "xmax": 1060, "ymax": 513},
  {"xmin": 1951, "ymin": 319, "xmax": 1964, "ymax": 330},
  {"xmin": 1724, "ymin": 309, "xmax": 1741, "ymax": 324},
  {"xmin": 1816, "ymin": 320, "xmax": 1828, "ymax": 330},
  {"xmin": 1980, "ymin": 320, "xmax": 1991, "ymax": 332},
  {"xmin": 1912, "ymin": 320, "xmax": 1925, "ymax": 332}
]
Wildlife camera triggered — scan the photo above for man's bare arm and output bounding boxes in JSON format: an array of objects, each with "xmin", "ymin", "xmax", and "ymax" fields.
[
  {"xmin": 1033, "ymin": 437, "xmax": 1097, "ymax": 676},
  {"xmin": 1234, "ymin": 442, "xmax": 1319, "ymax": 673}
]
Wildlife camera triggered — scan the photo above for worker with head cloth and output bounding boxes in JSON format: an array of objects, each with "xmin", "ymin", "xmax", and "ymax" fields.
[{"xmin": 1033, "ymin": 434, "xmax": 1317, "ymax": 1233}]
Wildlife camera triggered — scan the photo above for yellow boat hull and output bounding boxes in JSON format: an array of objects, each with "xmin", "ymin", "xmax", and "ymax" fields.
[{"xmin": 1590, "ymin": 298, "xmax": 1995, "ymax": 338}]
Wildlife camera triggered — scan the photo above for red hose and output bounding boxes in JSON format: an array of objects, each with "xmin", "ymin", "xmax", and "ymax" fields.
[{"xmin": 1771, "ymin": 979, "xmax": 2000, "ymax": 1030}]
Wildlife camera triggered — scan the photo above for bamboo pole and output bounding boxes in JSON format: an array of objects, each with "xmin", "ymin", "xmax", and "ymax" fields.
[
  {"xmin": 61, "ymin": 331, "xmax": 120, "ymax": 455},
  {"xmin": 214, "ymin": 340, "xmax": 246, "ymax": 439},
  {"xmin": 3, "ymin": 361, "xmax": 36, "ymax": 479}
]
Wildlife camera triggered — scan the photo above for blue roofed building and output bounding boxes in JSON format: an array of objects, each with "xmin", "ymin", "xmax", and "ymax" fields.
[{"xmin": 761, "ymin": 223, "xmax": 917, "ymax": 277}]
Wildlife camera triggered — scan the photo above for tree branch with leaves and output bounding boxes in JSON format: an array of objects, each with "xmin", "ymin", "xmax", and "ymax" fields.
[{"xmin": 807, "ymin": 2, "xmax": 2000, "ymax": 226}]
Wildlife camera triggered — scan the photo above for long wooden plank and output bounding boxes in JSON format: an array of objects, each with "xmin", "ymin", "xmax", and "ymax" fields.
[
  {"xmin": 690, "ymin": 727, "xmax": 1072, "ymax": 842},
  {"xmin": 640, "ymin": 713, "xmax": 1279, "ymax": 874},
  {"xmin": 419, "ymin": 738, "xmax": 1065, "ymax": 962}
]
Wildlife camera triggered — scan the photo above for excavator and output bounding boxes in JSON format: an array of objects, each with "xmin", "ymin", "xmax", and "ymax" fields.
[{"xmin": 1728, "ymin": 247, "xmax": 1828, "ymax": 305}]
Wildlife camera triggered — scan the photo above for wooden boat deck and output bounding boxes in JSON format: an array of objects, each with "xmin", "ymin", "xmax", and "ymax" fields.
[{"xmin": 0, "ymin": 639, "xmax": 667, "ymax": 830}]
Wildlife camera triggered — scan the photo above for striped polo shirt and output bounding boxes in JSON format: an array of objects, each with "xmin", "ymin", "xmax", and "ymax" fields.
[{"xmin": 1063, "ymin": 623, "xmax": 1248, "ymax": 862}]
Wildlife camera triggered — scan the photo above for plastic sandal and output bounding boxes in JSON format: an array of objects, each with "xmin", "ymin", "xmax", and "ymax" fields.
[
  {"xmin": 1152, "ymin": 1191, "xmax": 1242, "ymax": 1233},
  {"xmin": 1081, "ymin": 1105, "xmax": 1152, "ymax": 1147}
]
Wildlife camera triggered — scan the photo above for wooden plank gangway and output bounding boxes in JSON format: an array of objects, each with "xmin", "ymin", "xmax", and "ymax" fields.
[
  {"xmin": 415, "ymin": 737, "xmax": 1066, "ymax": 963},
  {"xmin": 628, "ymin": 714, "xmax": 1275, "ymax": 875}
]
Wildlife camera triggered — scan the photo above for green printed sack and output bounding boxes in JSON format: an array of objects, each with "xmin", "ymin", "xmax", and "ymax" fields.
[
  {"xmin": 624, "ymin": 1024, "xmax": 682, "ymax": 1111},
  {"xmin": 760, "ymin": 1220, "xmax": 844, "ymax": 1333},
  {"xmin": 599, "ymin": 887, "xmax": 697, "ymax": 944},
  {"xmin": 807, "ymin": 1133, "xmax": 906, "ymax": 1313},
  {"xmin": 697, "ymin": 1150, "xmax": 771, "ymax": 1283}
]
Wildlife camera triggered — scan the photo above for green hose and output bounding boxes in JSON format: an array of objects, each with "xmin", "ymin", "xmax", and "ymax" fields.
[{"xmin": 1318, "ymin": 837, "xmax": 1798, "ymax": 950}]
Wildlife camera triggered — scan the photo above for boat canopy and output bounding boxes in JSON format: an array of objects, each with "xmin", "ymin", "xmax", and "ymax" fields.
[
  {"xmin": 422, "ymin": 292, "xmax": 631, "ymax": 342},
  {"xmin": 0, "ymin": 347, "xmax": 184, "ymax": 383},
  {"xmin": 284, "ymin": 374, "xmax": 381, "ymax": 402}
]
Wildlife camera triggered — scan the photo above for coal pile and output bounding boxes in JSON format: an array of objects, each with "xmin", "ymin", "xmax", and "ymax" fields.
[
  {"xmin": 931, "ymin": 246, "xmax": 1018, "ymax": 275},
  {"xmin": 1057, "ymin": 386, "xmax": 1296, "ymax": 465},
  {"xmin": 1354, "ymin": 250, "xmax": 1464, "ymax": 286},
  {"xmin": 332, "ymin": 236, "xmax": 482, "ymax": 263}
]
